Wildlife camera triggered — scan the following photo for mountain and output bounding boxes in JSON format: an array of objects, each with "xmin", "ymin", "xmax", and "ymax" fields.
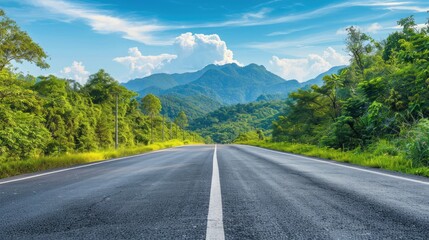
[
  {"xmin": 184, "ymin": 65, "xmax": 347, "ymax": 142},
  {"xmin": 302, "ymin": 65, "xmax": 347, "ymax": 87},
  {"xmin": 122, "ymin": 64, "xmax": 221, "ymax": 92},
  {"xmin": 157, "ymin": 63, "xmax": 301, "ymax": 105},
  {"xmin": 122, "ymin": 63, "xmax": 346, "ymax": 120},
  {"xmin": 122, "ymin": 73, "xmax": 178, "ymax": 92}
]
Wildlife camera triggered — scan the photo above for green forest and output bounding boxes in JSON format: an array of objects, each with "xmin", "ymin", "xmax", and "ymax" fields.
[
  {"xmin": 190, "ymin": 100, "xmax": 285, "ymax": 143},
  {"xmin": 0, "ymin": 10, "xmax": 199, "ymax": 175},
  {"xmin": 262, "ymin": 16, "xmax": 429, "ymax": 170}
]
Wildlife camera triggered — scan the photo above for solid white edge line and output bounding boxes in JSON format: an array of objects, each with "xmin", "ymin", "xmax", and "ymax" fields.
[
  {"xmin": 240, "ymin": 144, "xmax": 429, "ymax": 186},
  {"xmin": 206, "ymin": 144, "xmax": 225, "ymax": 240},
  {"xmin": 0, "ymin": 146, "xmax": 181, "ymax": 185}
]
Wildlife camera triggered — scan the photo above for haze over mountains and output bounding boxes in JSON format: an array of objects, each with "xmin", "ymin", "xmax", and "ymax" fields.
[{"xmin": 123, "ymin": 63, "xmax": 345, "ymax": 120}]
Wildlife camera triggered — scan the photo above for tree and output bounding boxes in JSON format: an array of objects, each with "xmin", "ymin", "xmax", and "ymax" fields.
[
  {"xmin": 313, "ymin": 74, "xmax": 343, "ymax": 120},
  {"xmin": 257, "ymin": 130, "xmax": 265, "ymax": 140},
  {"xmin": 397, "ymin": 15, "xmax": 417, "ymax": 36},
  {"xmin": 345, "ymin": 26, "xmax": 373, "ymax": 76},
  {"xmin": 0, "ymin": 10, "xmax": 49, "ymax": 71},
  {"xmin": 82, "ymin": 69, "xmax": 118, "ymax": 104},
  {"xmin": 175, "ymin": 111, "xmax": 188, "ymax": 141},
  {"xmin": 0, "ymin": 70, "xmax": 51, "ymax": 159},
  {"xmin": 141, "ymin": 94, "xmax": 162, "ymax": 143}
]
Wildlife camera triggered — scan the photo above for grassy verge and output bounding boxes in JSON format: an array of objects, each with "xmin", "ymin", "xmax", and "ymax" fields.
[
  {"xmin": 0, "ymin": 140, "xmax": 198, "ymax": 179},
  {"xmin": 238, "ymin": 140, "xmax": 429, "ymax": 178}
]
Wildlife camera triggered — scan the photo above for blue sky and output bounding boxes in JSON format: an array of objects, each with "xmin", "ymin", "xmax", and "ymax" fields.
[{"xmin": 3, "ymin": 0, "xmax": 429, "ymax": 83}]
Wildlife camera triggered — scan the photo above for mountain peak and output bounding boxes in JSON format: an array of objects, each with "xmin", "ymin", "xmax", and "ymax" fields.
[
  {"xmin": 202, "ymin": 63, "xmax": 267, "ymax": 71},
  {"xmin": 245, "ymin": 63, "xmax": 266, "ymax": 70}
]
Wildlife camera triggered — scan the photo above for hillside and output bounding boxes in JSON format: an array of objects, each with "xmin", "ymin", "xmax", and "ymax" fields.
[
  {"xmin": 189, "ymin": 100, "xmax": 286, "ymax": 143},
  {"xmin": 159, "ymin": 94, "xmax": 223, "ymax": 120}
]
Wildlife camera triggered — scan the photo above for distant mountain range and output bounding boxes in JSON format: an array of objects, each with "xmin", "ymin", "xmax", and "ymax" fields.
[{"xmin": 122, "ymin": 63, "xmax": 346, "ymax": 119}]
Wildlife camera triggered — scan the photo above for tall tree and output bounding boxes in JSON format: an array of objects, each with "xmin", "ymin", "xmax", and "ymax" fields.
[
  {"xmin": 175, "ymin": 111, "xmax": 188, "ymax": 141},
  {"xmin": 0, "ymin": 10, "xmax": 49, "ymax": 71},
  {"xmin": 141, "ymin": 94, "xmax": 162, "ymax": 143},
  {"xmin": 82, "ymin": 69, "xmax": 118, "ymax": 104},
  {"xmin": 345, "ymin": 26, "xmax": 372, "ymax": 76}
]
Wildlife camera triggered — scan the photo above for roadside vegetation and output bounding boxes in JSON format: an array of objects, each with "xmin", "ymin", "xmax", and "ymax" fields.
[
  {"xmin": 0, "ymin": 140, "xmax": 195, "ymax": 179},
  {"xmin": 236, "ymin": 139, "xmax": 429, "ymax": 177},
  {"xmin": 236, "ymin": 16, "xmax": 429, "ymax": 177},
  {"xmin": 0, "ymin": 10, "xmax": 202, "ymax": 178}
]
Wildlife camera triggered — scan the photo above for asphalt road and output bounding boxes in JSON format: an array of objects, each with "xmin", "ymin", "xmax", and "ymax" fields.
[{"xmin": 0, "ymin": 144, "xmax": 428, "ymax": 239}]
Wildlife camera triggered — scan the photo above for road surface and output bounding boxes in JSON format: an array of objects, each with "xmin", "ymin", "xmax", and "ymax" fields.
[{"xmin": 0, "ymin": 144, "xmax": 428, "ymax": 239}]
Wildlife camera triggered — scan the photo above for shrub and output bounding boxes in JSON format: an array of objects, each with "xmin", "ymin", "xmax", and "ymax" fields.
[
  {"xmin": 368, "ymin": 139, "xmax": 399, "ymax": 156},
  {"xmin": 405, "ymin": 119, "xmax": 429, "ymax": 167},
  {"xmin": 234, "ymin": 131, "xmax": 259, "ymax": 143}
]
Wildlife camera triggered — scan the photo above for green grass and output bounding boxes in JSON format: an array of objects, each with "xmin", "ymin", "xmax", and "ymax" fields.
[
  {"xmin": 0, "ymin": 140, "xmax": 197, "ymax": 179},
  {"xmin": 238, "ymin": 140, "xmax": 429, "ymax": 178}
]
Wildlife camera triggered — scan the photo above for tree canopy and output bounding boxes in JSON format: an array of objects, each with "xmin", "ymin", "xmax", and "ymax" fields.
[
  {"xmin": 0, "ymin": 10, "xmax": 49, "ymax": 71},
  {"xmin": 272, "ymin": 16, "xmax": 429, "ymax": 166},
  {"xmin": 175, "ymin": 111, "xmax": 188, "ymax": 129},
  {"xmin": 141, "ymin": 94, "xmax": 162, "ymax": 118}
]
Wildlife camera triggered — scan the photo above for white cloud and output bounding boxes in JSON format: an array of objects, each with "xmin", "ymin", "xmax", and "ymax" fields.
[
  {"xmin": 29, "ymin": 0, "xmax": 170, "ymax": 45},
  {"xmin": 113, "ymin": 48, "xmax": 177, "ymax": 77},
  {"xmin": 415, "ymin": 23, "xmax": 427, "ymax": 30},
  {"xmin": 323, "ymin": 47, "xmax": 350, "ymax": 66},
  {"xmin": 386, "ymin": 6, "xmax": 429, "ymax": 12},
  {"xmin": 336, "ymin": 28, "xmax": 349, "ymax": 35},
  {"xmin": 388, "ymin": 23, "xmax": 428, "ymax": 30},
  {"xmin": 247, "ymin": 34, "xmax": 340, "ymax": 51},
  {"xmin": 189, "ymin": 1, "xmax": 425, "ymax": 28},
  {"xmin": 60, "ymin": 61, "xmax": 90, "ymax": 84},
  {"xmin": 267, "ymin": 26, "xmax": 315, "ymax": 37},
  {"xmin": 172, "ymin": 32, "xmax": 240, "ymax": 69},
  {"xmin": 241, "ymin": 8, "xmax": 271, "ymax": 20},
  {"xmin": 340, "ymin": 21, "xmax": 428, "ymax": 35},
  {"xmin": 114, "ymin": 33, "xmax": 240, "ymax": 78},
  {"xmin": 367, "ymin": 23, "xmax": 383, "ymax": 33},
  {"xmin": 336, "ymin": 22, "xmax": 383, "ymax": 35},
  {"xmin": 269, "ymin": 47, "xmax": 349, "ymax": 82}
]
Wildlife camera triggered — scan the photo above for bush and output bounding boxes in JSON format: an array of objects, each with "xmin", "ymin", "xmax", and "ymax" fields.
[
  {"xmin": 234, "ymin": 131, "xmax": 259, "ymax": 143},
  {"xmin": 405, "ymin": 119, "xmax": 429, "ymax": 167},
  {"xmin": 368, "ymin": 139, "xmax": 399, "ymax": 156}
]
